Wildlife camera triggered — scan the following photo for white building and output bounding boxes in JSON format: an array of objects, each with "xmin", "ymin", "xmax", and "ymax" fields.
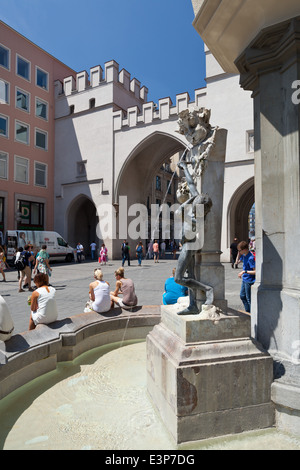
[{"xmin": 54, "ymin": 50, "xmax": 254, "ymax": 260}]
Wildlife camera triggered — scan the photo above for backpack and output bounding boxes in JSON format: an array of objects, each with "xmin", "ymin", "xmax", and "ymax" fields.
[{"xmin": 15, "ymin": 253, "xmax": 26, "ymax": 271}]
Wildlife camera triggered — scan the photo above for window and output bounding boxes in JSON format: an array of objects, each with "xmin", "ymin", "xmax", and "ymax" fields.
[
  {"xmin": 77, "ymin": 160, "xmax": 87, "ymax": 177},
  {"xmin": 15, "ymin": 121, "xmax": 29, "ymax": 145},
  {"xmin": 35, "ymin": 129, "xmax": 48, "ymax": 150},
  {"xmin": 16, "ymin": 55, "xmax": 30, "ymax": 81},
  {"xmin": 0, "ymin": 44, "xmax": 9, "ymax": 70},
  {"xmin": 35, "ymin": 162, "xmax": 47, "ymax": 187},
  {"xmin": 246, "ymin": 130, "xmax": 254, "ymax": 153},
  {"xmin": 17, "ymin": 200, "xmax": 44, "ymax": 229},
  {"xmin": 156, "ymin": 175, "xmax": 161, "ymax": 191},
  {"xmin": 0, "ymin": 80, "xmax": 9, "ymax": 104},
  {"xmin": 0, "ymin": 115, "xmax": 8, "ymax": 138},
  {"xmin": 16, "ymin": 88, "xmax": 30, "ymax": 112},
  {"xmin": 14, "ymin": 156, "xmax": 29, "ymax": 183},
  {"xmin": 0, "ymin": 197, "xmax": 4, "ymax": 231},
  {"xmin": 35, "ymin": 98, "xmax": 48, "ymax": 120},
  {"xmin": 36, "ymin": 67, "xmax": 48, "ymax": 90},
  {"xmin": 57, "ymin": 237, "xmax": 68, "ymax": 247},
  {"xmin": 0, "ymin": 152, "xmax": 8, "ymax": 179}
]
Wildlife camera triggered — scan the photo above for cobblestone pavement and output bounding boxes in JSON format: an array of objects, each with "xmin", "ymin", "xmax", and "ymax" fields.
[{"xmin": 0, "ymin": 255, "xmax": 243, "ymax": 335}]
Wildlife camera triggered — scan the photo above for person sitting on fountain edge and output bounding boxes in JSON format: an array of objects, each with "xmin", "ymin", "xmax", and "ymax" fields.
[
  {"xmin": 110, "ymin": 267, "xmax": 137, "ymax": 310},
  {"xmin": 162, "ymin": 268, "xmax": 188, "ymax": 305}
]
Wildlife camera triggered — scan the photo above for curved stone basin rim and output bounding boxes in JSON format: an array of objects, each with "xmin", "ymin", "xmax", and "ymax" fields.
[{"xmin": 0, "ymin": 305, "xmax": 161, "ymax": 401}]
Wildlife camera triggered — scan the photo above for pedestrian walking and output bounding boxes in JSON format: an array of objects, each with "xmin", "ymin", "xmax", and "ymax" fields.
[
  {"xmin": 90, "ymin": 241, "xmax": 97, "ymax": 260},
  {"xmin": 18, "ymin": 245, "xmax": 35, "ymax": 293},
  {"xmin": 230, "ymin": 237, "xmax": 239, "ymax": 268},
  {"xmin": 146, "ymin": 241, "xmax": 153, "ymax": 259},
  {"xmin": 99, "ymin": 243, "xmax": 108, "ymax": 265},
  {"xmin": 33, "ymin": 245, "xmax": 52, "ymax": 278},
  {"xmin": 0, "ymin": 247, "xmax": 6, "ymax": 282},
  {"xmin": 153, "ymin": 240, "xmax": 159, "ymax": 263},
  {"xmin": 237, "ymin": 240, "xmax": 255, "ymax": 313},
  {"xmin": 121, "ymin": 240, "xmax": 130, "ymax": 266},
  {"xmin": 136, "ymin": 241, "xmax": 144, "ymax": 266}
]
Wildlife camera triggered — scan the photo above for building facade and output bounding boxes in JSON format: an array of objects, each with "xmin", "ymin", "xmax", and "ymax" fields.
[
  {"xmin": 54, "ymin": 54, "xmax": 254, "ymax": 260},
  {"xmin": 1, "ymin": 19, "xmax": 254, "ymax": 261},
  {"xmin": 0, "ymin": 21, "xmax": 75, "ymax": 235}
]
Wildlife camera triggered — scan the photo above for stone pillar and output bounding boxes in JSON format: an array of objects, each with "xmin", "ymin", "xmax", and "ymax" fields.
[
  {"xmin": 236, "ymin": 17, "xmax": 300, "ymax": 436},
  {"xmin": 194, "ymin": 128, "xmax": 227, "ymax": 311}
]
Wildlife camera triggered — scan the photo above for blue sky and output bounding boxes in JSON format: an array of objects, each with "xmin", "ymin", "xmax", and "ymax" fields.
[{"xmin": 0, "ymin": 0, "xmax": 206, "ymax": 103}]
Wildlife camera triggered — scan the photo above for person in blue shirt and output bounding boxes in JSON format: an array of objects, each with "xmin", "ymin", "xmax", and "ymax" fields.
[
  {"xmin": 237, "ymin": 240, "xmax": 256, "ymax": 313},
  {"xmin": 163, "ymin": 268, "xmax": 188, "ymax": 305}
]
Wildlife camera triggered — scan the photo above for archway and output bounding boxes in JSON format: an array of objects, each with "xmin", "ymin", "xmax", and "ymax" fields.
[
  {"xmin": 114, "ymin": 132, "xmax": 185, "ymax": 256},
  {"xmin": 227, "ymin": 178, "xmax": 255, "ymax": 245},
  {"xmin": 116, "ymin": 132, "xmax": 185, "ymax": 203},
  {"xmin": 67, "ymin": 195, "xmax": 98, "ymax": 257}
]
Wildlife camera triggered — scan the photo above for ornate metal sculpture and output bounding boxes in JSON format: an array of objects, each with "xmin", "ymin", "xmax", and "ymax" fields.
[{"xmin": 175, "ymin": 107, "xmax": 218, "ymax": 315}]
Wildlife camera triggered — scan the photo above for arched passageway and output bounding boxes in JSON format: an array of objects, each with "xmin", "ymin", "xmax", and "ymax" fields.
[
  {"xmin": 227, "ymin": 177, "xmax": 255, "ymax": 245},
  {"xmin": 67, "ymin": 195, "xmax": 98, "ymax": 256},
  {"xmin": 113, "ymin": 132, "xmax": 186, "ymax": 256},
  {"xmin": 116, "ymin": 132, "xmax": 185, "ymax": 204}
]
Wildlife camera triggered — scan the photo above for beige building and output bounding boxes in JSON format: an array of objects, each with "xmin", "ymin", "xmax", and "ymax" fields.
[{"xmin": 0, "ymin": 21, "xmax": 75, "ymax": 235}]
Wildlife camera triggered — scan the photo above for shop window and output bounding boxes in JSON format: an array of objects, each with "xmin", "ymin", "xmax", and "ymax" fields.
[{"xmin": 17, "ymin": 200, "xmax": 44, "ymax": 229}]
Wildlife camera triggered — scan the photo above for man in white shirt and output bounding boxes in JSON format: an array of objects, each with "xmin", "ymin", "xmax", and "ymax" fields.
[{"xmin": 76, "ymin": 242, "xmax": 84, "ymax": 263}]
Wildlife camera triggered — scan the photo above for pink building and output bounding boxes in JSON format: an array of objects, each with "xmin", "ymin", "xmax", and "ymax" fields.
[{"xmin": 0, "ymin": 21, "xmax": 75, "ymax": 234}]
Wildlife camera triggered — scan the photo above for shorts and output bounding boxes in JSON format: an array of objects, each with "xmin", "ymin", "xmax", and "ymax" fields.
[
  {"xmin": 117, "ymin": 299, "xmax": 135, "ymax": 310},
  {"xmin": 21, "ymin": 265, "xmax": 31, "ymax": 278}
]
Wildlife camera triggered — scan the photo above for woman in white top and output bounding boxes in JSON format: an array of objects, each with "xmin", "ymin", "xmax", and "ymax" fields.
[
  {"xmin": 86, "ymin": 268, "xmax": 111, "ymax": 313},
  {"xmin": 29, "ymin": 273, "xmax": 58, "ymax": 330}
]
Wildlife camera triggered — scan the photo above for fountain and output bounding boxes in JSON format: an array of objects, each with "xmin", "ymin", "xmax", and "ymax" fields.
[
  {"xmin": 0, "ymin": 108, "xmax": 291, "ymax": 449},
  {"xmin": 146, "ymin": 108, "xmax": 275, "ymax": 444}
]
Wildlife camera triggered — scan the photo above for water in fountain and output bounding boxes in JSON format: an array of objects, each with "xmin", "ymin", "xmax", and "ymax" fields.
[{"xmin": 0, "ymin": 340, "xmax": 299, "ymax": 450}]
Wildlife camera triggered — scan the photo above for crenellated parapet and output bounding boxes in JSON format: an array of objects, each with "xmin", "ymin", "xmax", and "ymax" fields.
[
  {"xmin": 113, "ymin": 88, "xmax": 206, "ymax": 131},
  {"xmin": 54, "ymin": 60, "xmax": 148, "ymax": 103}
]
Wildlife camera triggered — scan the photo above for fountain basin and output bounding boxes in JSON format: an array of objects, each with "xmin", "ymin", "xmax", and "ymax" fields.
[{"xmin": 0, "ymin": 305, "xmax": 160, "ymax": 401}]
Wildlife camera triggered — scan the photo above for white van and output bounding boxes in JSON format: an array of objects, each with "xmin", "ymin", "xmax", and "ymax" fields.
[{"xmin": 5, "ymin": 231, "xmax": 75, "ymax": 264}]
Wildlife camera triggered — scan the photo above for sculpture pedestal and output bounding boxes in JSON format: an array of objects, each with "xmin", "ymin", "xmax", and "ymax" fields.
[{"xmin": 146, "ymin": 305, "xmax": 274, "ymax": 445}]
